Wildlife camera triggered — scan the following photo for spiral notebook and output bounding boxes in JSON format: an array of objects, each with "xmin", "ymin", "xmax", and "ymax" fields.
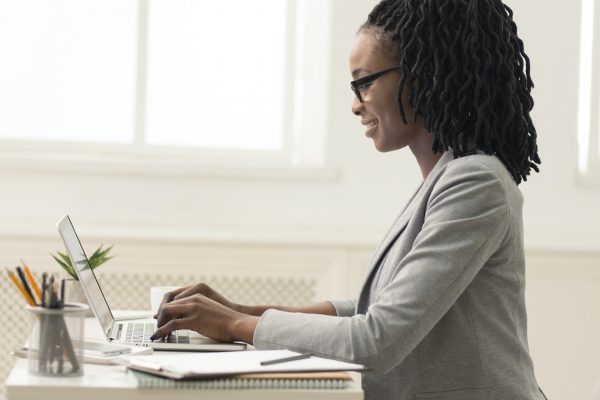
[{"xmin": 132, "ymin": 370, "xmax": 353, "ymax": 390}]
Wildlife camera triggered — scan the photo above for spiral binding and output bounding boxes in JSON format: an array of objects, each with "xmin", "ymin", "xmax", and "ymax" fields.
[{"xmin": 132, "ymin": 370, "xmax": 350, "ymax": 390}]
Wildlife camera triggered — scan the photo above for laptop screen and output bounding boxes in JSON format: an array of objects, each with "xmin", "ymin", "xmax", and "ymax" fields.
[{"xmin": 57, "ymin": 215, "xmax": 114, "ymax": 338}]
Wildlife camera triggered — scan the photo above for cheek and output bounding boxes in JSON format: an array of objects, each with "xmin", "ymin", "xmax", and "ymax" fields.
[
  {"xmin": 380, "ymin": 88, "xmax": 403, "ymax": 123},
  {"xmin": 380, "ymin": 102, "xmax": 404, "ymax": 130}
]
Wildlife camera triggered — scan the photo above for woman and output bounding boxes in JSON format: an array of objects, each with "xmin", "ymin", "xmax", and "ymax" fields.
[{"xmin": 151, "ymin": 0, "xmax": 544, "ymax": 398}]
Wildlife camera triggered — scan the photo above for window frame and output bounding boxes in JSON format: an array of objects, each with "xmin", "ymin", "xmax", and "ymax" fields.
[{"xmin": 578, "ymin": 0, "xmax": 600, "ymax": 185}]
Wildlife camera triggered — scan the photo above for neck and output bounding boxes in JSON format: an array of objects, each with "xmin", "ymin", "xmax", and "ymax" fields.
[{"xmin": 409, "ymin": 132, "xmax": 443, "ymax": 179}]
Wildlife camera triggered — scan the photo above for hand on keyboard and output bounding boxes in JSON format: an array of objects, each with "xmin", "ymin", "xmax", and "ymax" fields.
[{"xmin": 150, "ymin": 293, "xmax": 257, "ymax": 344}]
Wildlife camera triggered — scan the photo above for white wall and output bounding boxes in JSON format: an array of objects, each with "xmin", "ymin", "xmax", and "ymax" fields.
[
  {"xmin": 0, "ymin": 1, "xmax": 598, "ymax": 399},
  {"xmin": 510, "ymin": 0, "xmax": 600, "ymax": 252}
]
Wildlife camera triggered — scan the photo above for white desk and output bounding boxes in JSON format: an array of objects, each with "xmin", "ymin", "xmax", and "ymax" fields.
[
  {"xmin": 5, "ymin": 314, "xmax": 363, "ymax": 400},
  {"xmin": 5, "ymin": 358, "xmax": 363, "ymax": 400}
]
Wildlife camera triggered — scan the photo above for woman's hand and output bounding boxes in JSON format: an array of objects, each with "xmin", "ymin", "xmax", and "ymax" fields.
[
  {"xmin": 150, "ymin": 293, "xmax": 258, "ymax": 343},
  {"xmin": 153, "ymin": 283, "xmax": 240, "ymax": 319}
]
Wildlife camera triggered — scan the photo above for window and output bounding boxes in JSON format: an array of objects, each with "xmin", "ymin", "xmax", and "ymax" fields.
[
  {"xmin": 578, "ymin": 0, "xmax": 600, "ymax": 180},
  {"xmin": 144, "ymin": 0, "xmax": 288, "ymax": 151},
  {"xmin": 0, "ymin": 0, "xmax": 331, "ymax": 171},
  {"xmin": 0, "ymin": 1, "xmax": 137, "ymax": 144}
]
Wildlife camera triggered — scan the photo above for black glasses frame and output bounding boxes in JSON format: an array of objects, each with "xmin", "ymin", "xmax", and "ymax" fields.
[{"xmin": 350, "ymin": 65, "xmax": 402, "ymax": 102}]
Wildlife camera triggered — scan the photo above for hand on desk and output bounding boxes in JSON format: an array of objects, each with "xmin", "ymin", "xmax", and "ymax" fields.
[{"xmin": 150, "ymin": 285, "xmax": 259, "ymax": 344}]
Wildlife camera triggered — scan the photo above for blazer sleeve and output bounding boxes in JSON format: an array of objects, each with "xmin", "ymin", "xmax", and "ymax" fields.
[
  {"xmin": 329, "ymin": 299, "xmax": 357, "ymax": 317},
  {"xmin": 253, "ymin": 161, "xmax": 510, "ymax": 373}
]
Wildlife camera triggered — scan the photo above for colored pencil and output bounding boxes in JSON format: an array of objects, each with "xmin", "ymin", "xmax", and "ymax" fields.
[
  {"xmin": 16, "ymin": 266, "xmax": 37, "ymax": 306},
  {"xmin": 6, "ymin": 267, "xmax": 36, "ymax": 306},
  {"xmin": 21, "ymin": 260, "xmax": 42, "ymax": 302}
]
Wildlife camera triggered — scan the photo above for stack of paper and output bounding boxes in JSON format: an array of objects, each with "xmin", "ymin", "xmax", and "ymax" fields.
[{"xmin": 122, "ymin": 350, "xmax": 364, "ymax": 380}]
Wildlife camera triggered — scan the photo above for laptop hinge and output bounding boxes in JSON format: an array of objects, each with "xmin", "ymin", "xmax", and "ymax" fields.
[{"xmin": 108, "ymin": 323, "xmax": 123, "ymax": 341}]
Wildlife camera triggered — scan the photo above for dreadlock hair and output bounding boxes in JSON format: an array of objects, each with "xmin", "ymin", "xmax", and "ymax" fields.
[{"xmin": 361, "ymin": 0, "xmax": 540, "ymax": 184}]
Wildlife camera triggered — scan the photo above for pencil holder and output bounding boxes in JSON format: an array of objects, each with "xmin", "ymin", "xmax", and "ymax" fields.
[{"xmin": 26, "ymin": 303, "xmax": 88, "ymax": 377}]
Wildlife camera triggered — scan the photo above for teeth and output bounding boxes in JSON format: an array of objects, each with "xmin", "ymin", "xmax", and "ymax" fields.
[{"xmin": 367, "ymin": 120, "xmax": 378, "ymax": 128}]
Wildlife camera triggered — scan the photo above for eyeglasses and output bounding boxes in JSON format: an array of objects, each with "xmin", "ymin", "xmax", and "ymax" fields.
[{"xmin": 350, "ymin": 65, "xmax": 401, "ymax": 103}]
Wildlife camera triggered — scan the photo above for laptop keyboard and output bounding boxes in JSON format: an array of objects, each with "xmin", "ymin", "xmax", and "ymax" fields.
[{"xmin": 121, "ymin": 322, "xmax": 190, "ymax": 346}]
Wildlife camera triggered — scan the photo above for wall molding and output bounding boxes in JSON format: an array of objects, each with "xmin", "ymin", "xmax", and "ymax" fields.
[{"xmin": 1, "ymin": 230, "xmax": 599, "ymax": 302}]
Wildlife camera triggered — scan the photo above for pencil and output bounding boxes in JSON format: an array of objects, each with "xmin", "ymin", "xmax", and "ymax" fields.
[
  {"xmin": 260, "ymin": 353, "xmax": 313, "ymax": 366},
  {"xmin": 6, "ymin": 268, "xmax": 36, "ymax": 306},
  {"xmin": 16, "ymin": 266, "xmax": 37, "ymax": 306},
  {"xmin": 21, "ymin": 260, "xmax": 42, "ymax": 302}
]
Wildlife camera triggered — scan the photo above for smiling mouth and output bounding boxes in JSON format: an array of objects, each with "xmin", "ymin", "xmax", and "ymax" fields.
[{"xmin": 363, "ymin": 119, "xmax": 379, "ymax": 128}]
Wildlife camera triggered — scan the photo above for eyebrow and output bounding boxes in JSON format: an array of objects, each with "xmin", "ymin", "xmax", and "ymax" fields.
[{"xmin": 351, "ymin": 67, "xmax": 371, "ymax": 78}]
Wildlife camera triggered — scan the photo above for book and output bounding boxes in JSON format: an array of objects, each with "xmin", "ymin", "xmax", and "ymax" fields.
[
  {"xmin": 123, "ymin": 350, "xmax": 364, "ymax": 380},
  {"xmin": 132, "ymin": 369, "xmax": 353, "ymax": 390}
]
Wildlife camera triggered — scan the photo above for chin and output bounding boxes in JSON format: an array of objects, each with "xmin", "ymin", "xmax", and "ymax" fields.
[{"xmin": 373, "ymin": 140, "xmax": 401, "ymax": 153}]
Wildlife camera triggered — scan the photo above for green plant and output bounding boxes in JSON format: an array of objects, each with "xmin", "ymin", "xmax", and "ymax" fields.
[{"xmin": 51, "ymin": 245, "xmax": 114, "ymax": 280}]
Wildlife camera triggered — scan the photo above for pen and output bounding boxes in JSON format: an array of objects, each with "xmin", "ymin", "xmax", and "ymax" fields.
[
  {"xmin": 60, "ymin": 278, "xmax": 65, "ymax": 308},
  {"xmin": 260, "ymin": 353, "xmax": 312, "ymax": 366},
  {"xmin": 21, "ymin": 260, "xmax": 42, "ymax": 302},
  {"xmin": 6, "ymin": 268, "xmax": 36, "ymax": 306},
  {"xmin": 41, "ymin": 273, "xmax": 47, "ymax": 308},
  {"xmin": 48, "ymin": 275, "xmax": 57, "ymax": 309}
]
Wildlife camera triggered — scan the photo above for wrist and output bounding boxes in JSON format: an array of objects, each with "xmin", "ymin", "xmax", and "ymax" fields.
[
  {"xmin": 235, "ymin": 304, "xmax": 258, "ymax": 316},
  {"xmin": 230, "ymin": 314, "xmax": 259, "ymax": 344}
]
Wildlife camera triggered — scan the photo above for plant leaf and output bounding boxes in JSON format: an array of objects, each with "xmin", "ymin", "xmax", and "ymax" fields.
[
  {"xmin": 57, "ymin": 251, "xmax": 73, "ymax": 267},
  {"xmin": 96, "ymin": 245, "xmax": 113, "ymax": 258},
  {"xmin": 51, "ymin": 244, "xmax": 115, "ymax": 278},
  {"xmin": 51, "ymin": 254, "xmax": 70, "ymax": 270},
  {"xmin": 89, "ymin": 245, "xmax": 114, "ymax": 268},
  {"xmin": 89, "ymin": 245, "xmax": 103, "ymax": 260},
  {"xmin": 51, "ymin": 254, "xmax": 77, "ymax": 279},
  {"xmin": 90, "ymin": 256, "xmax": 114, "ymax": 269}
]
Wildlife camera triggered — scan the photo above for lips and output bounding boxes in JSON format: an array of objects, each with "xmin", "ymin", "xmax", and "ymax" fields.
[
  {"xmin": 362, "ymin": 118, "xmax": 379, "ymax": 138},
  {"xmin": 361, "ymin": 118, "xmax": 378, "ymax": 127}
]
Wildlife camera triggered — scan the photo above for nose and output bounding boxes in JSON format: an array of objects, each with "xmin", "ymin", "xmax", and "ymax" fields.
[{"xmin": 351, "ymin": 95, "xmax": 363, "ymax": 116}]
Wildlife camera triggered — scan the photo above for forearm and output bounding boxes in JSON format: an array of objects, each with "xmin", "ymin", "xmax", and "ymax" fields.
[
  {"xmin": 236, "ymin": 301, "xmax": 337, "ymax": 317},
  {"xmin": 228, "ymin": 302, "xmax": 336, "ymax": 345}
]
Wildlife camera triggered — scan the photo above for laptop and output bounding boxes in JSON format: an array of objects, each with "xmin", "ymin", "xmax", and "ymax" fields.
[{"xmin": 57, "ymin": 214, "xmax": 246, "ymax": 352}]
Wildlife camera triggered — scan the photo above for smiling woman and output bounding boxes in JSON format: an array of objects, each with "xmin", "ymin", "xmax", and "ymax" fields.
[
  {"xmin": 349, "ymin": 32, "xmax": 428, "ymax": 157},
  {"xmin": 149, "ymin": 1, "xmax": 545, "ymax": 400}
]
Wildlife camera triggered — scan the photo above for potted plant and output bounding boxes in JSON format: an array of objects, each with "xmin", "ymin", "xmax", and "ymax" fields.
[{"xmin": 51, "ymin": 245, "xmax": 114, "ymax": 315}]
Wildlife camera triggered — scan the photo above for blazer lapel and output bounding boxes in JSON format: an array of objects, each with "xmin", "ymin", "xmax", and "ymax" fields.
[
  {"xmin": 356, "ymin": 186, "xmax": 423, "ymax": 313},
  {"xmin": 356, "ymin": 151, "xmax": 455, "ymax": 312},
  {"xmin": 363, "ymin": 186, "xmax": 422, "ymax": 281}
]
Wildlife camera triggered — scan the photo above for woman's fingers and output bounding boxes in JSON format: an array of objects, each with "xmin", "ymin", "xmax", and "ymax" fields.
[
  {"xmin": 173, "ymin": 286, "xmax": 202, "ymax": 301},
  {"xmin": 150, "ymin": 316, "xmax": 194, "ymax": 340},
  {"xmin": 174, "ymin": 283, "xmax": 212, "ymax": 301},
  {"xmin": 151, "ymin": 294, "xmax": 242, "ymax": 342},
  {"xmin": 153, "ymin": 286, "xmax": 187, "ymax": 318},
  {"xmin": 155, "ymin": 301, "xmax": 195, "ymax": 328}
]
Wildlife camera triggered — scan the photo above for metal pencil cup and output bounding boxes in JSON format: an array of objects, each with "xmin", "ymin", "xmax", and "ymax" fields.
[{"xmin": 26, "ymin": 303, "xmax": 88, "ymax": 377}]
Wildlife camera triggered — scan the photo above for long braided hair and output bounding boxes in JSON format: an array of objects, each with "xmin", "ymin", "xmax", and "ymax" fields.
[{"xmin": 362, "ymin": 0, "xmax": 540, "ymax": 184}]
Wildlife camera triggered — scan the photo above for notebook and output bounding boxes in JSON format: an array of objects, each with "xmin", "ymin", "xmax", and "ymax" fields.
[
  {"xmin": 131, "ymin": 370, "xmax": 353, "ymax": 390},
  {"xmin": 121, "ymin": 350, "xmax": 364, "ymax": 380},
  {"xmin": 56, "ymin": 214, "xmax": 246, "ymax": 352}
]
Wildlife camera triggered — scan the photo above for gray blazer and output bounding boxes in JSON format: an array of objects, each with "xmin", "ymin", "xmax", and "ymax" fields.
[{"xmin": 254, "ymin": 151, "xmax": 543, "ymax": 400}]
